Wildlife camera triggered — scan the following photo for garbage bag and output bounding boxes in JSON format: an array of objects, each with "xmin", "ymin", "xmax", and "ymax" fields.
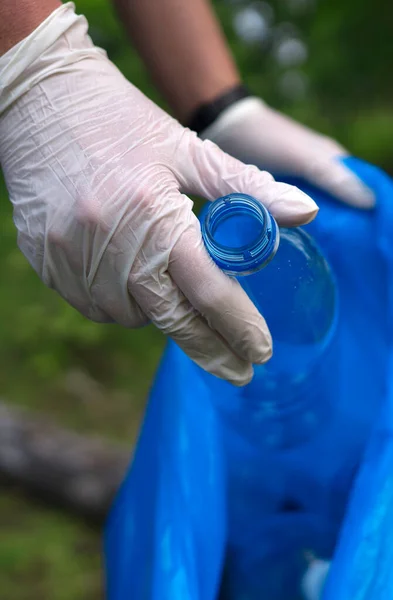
[
  {"xmin": 321, "ymin": 161, "xmax": 393, "ymax": 600},
  {"xmin": 105, "ymin": 158, "xmax": 393, "ymax": 600}
]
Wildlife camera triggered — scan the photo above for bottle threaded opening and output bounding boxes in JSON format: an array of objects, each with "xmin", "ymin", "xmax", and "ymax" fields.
[{"xmin": 202, "ymin": 193, "xmax": 279, "ymax": 276}]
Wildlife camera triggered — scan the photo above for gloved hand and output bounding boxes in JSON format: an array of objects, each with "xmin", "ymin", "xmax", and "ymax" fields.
[
  {"xmin": 201, "ymin": 97, "xmax": 375, "ymax": 209},
  {"xmin": 0, "ymin": 3, "xmax": 318, "ymax": 386}
]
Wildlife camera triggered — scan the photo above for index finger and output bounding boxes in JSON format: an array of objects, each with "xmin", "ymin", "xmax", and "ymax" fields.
[{"xmin": 169, "ymin": 215, "xmax": 273, "ymax": 366}]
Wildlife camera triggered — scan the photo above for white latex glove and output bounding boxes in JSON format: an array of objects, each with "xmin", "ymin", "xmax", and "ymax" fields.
[
  {"xmin": 201, "ymin": 97, "xmax": 375, "ymax": 209},
  {"xmin": 0, "ymin": 3, "xmax": 318, "ymax": 386}
]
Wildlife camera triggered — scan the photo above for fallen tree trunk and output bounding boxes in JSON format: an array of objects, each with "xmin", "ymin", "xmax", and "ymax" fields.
[{"xmin": 0, "ymin": 400, "xmax": 131, "ymax": 522}]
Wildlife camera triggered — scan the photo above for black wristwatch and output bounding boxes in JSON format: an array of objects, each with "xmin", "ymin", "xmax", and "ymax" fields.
[{"xmin": 185, "ymin": 84, "xmax": 251, "ymax": 134}]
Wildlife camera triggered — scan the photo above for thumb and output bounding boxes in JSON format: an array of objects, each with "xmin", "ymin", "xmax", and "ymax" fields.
[{"xmin": 175, "ymin": 130, "xmax": 318, "ymax": 227}]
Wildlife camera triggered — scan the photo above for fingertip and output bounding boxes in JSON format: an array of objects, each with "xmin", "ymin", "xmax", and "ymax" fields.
[
  {"xmin": 340, "ymin": 184, "xmax": 376, "ymax": 209},
  {"xmin": 241, "ymin": 322, "xmax": 273, "ymax": 365},
  {"xmin": 332, "ymin": 159, "xmax": 376, "ymax": 208},
  {"xmin": 254, "ymin": 343, "xmax": 273, "ymax": 365},
  {"xmin": 300, "ymin": 204, "xmax": 319, "ymax": 225},
  {"xmin": 269, "ymin": 185, "xmax": 319, "ymax": 227},
  {"xmin": 228, "ymin": 364, "xmax": 254, "ymax": 387},
  {"xmin": 307, "ymin": 158, "xmax": 376, "ymax": 210},
  {"xmin": 197, "ymin": 351, "xmax": 254, "ymax": 387}
]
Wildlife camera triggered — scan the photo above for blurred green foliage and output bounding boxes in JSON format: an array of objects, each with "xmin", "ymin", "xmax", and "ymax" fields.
[
  {"xmin": 0, "ymin": 492, "xmax": 101, "ymax": 600},
  {"xmin": 0, "ymin": 0, "xmax": 392, "ymax": 598}
]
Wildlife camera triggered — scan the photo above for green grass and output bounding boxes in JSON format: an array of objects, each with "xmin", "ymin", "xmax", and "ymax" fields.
[
  {"xmin": 0, "ymin": 170, "xmax": 163, "ymax": 597},
  {"xmin": 0, "ymin": 492, "xmax": 102, "ymax": 600},
  {"xmin": 0, "ymin": 177, "xmax": 155, "ymax": 598},
  {"xmin": 0, "ymin": 174, "xmax": 162, "ymax": 600}
]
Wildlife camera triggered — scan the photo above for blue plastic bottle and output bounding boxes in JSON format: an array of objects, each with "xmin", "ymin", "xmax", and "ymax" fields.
[{"xmin": 201, "ymin": 193, "xmax": 338, "ymax": 449}]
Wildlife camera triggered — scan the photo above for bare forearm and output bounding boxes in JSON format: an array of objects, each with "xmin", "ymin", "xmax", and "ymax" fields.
[
  {"xmin": 0, "ymin": 0, "xmax": 60, "ymax": 55},
  {"xmin": 112, "ymin": 0, "xmax": 241, "ymax": 123}
]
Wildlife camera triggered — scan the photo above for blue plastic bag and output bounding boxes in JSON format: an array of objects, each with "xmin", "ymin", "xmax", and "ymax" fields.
[
  {"xmin": 105, "ymin": 158, "xmax": 393, "ymax": 600},
  {"xmin": 321, "ymin": 163, "xmax": 393, "ymax": 600}
]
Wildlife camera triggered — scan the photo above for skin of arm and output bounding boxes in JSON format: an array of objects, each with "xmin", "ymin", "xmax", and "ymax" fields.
[
  {"xmin": 111, "ymin": 0, "xmax": 242, "ymax": 123},
  {"xmin": 1, "ymin": 0, "xmax": 239, "ymax": 123},
  {"xmin": 0, "ymin": 0, "xmax": 60, "ymax": 55}
]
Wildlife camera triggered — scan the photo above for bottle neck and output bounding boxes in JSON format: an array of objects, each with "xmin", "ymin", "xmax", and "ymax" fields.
[{"xmin": 201, "ymin": 193, "xmax": 279, "ymax": 276}]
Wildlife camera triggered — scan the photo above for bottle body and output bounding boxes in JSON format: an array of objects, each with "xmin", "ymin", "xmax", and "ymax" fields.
[
  {"xmin": 243, "ymin": 226, "xmax": 336, "ymax": 382},
  {"xmin": 240, "ymin": 226, "xmax": 337, "ymax": 448},
  {"xmin": 202, "ymin": 194, "xmax": 338, "ymax": 448}
]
